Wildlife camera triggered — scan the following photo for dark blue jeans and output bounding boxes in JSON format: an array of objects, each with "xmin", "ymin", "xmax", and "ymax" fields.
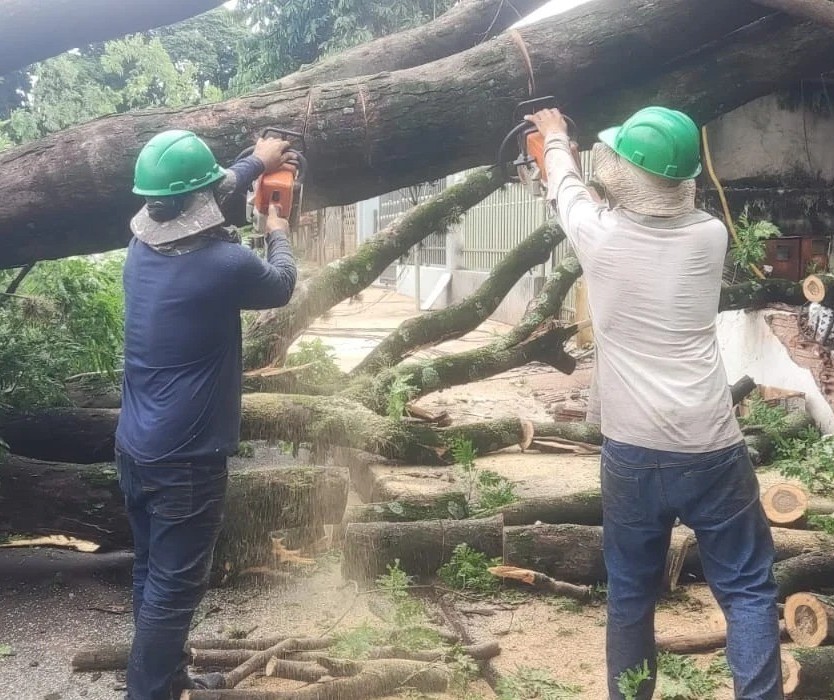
[
  {"xmin": 116, "ymin": 449, "xmax": 227, "ymax": 700},
  {"xmin": 601, "ymin": 439, "xmax": 782, "ymax": 700}
]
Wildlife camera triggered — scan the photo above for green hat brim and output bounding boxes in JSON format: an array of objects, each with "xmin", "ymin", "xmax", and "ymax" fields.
[{"xmin": 132, "ymin": 168, "xmax": 227, "ymax": 197}]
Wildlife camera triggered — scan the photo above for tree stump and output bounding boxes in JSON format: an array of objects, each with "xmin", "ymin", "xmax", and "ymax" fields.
[
  {"xmin": 803, "ymin": 273, "xmax": 834, "ymax": 306},
  {"xmin": 785, "ymin": 593, "xmax": 834, "ymax": 647},
  {"xmin": 762, "ymin": 483, "xmax": 809, "ymax": 528},
  {"xmin": 783, "ymin": 647, "xmax": 834, "ymax": 697}
]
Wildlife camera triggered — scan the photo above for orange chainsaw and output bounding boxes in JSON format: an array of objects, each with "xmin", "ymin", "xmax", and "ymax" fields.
[
  {"xmin": 237, "ymin": 127, "xmax": 307, "ymax": 234},
  {"xmin": 497, "ymin": 97, "xmax": 578, "ymax": 197}
]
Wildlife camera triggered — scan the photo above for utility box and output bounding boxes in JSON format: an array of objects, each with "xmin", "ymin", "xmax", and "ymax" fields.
[{"xmin": 764, "ymin": 237, "xmax": 801, "ymax": 281}]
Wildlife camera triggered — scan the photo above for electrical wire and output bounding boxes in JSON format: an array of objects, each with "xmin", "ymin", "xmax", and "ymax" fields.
[{"xmin": 700, "ymin": 125, "xmax": 766, "ymax": 280}]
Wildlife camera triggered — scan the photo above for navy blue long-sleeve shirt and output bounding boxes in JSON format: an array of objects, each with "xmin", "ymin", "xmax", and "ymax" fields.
[{"xmin": 115, "ymin": 157, "xmax": 297, "ymax": 464}]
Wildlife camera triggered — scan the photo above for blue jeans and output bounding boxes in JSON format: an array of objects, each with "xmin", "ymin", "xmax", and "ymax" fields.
[
  {"xmin": 602, "ymin": 439, "xmax": 782, "ymax": 700},
  {"xmin": 116, "ymin": 450, "xmax": 227, "ymax": 700}
]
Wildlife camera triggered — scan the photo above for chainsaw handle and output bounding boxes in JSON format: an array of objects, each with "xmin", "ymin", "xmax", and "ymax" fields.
[{"xmin": 496, "ymin": 116, "xmax": 578, "ymax": 180}]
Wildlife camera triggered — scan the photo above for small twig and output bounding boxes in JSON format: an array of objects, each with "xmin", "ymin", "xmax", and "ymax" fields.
[{"xmin": 4, "ymin": 262, "xmax": 34, "ymax": 297}]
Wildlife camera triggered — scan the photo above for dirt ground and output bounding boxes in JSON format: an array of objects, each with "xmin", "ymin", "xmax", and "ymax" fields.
[{"xmin": 0, "ymin": 287, "xmax": 800, "ymax": 699}]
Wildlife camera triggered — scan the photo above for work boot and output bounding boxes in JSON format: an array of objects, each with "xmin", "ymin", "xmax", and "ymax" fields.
[{"xmin": 171, "ymin": 671, "xmax": 225, "ymax": 698}]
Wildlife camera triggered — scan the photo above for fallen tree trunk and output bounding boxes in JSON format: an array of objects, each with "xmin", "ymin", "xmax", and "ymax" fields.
[
  {"xmin": 782, "ymin": 647, "xmax": 834, "ymax": 698},
  {"xmin": 656, "ymin": 621, "xmax": 789, "ymax": 654},
  {"xmin": 0, "ymin": 453, "xmax": 349, "ymax": 570},
  {"xmin": 762, "ymin": 483, "xmax": 809, "ymax": 528},
  {"xmin": 754, "ymin": 0, "xmax": 834, "ymax": 32},
  {"xmin": 0, "ymin": 0, "xmax": 787, "ymax": 267},
  {"xmin": 0, "ymin": 0, "xmax": 225, "ymax": 74},
  {"xmin": 259, "ymin": 0, "xmax": 552, "ymax": 93},
  {"xmin": 785, "ymin": 592, "xmax": 834, "ymax": 647},
  {"xmin": 803, "ymin": 273, "xmax": 834, "ymax": 305},
  {"xmin": 342, "ymin": 515, "xmax": 504, "ymax": 582},
  {"xmin": 776, "ymin": 551, "xmax": 834, "ymax": 601}
]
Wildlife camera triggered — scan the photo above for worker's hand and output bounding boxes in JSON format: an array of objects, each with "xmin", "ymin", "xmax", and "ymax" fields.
[
  {"xmin": 253, "ymin": 137, "xmax": 293, "ymax": 173},
  {"xmin": 525, "ymin": 108, "xmax": 570, "ymax": 139},
  {"xmin": 266, "ymin": 204, "xmax": 289, "ymax": 234}
]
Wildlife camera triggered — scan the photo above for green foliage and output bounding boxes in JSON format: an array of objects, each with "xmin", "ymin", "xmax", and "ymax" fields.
[
  {"xmin": 497, "ymin": 667, "xmax": 581, "ymax": 699},
  {"xmin": 285, "ymin": 338, "xmax": 342, "ymax": 385},
  {"xmin": 231, "ymin": 0, "xmax": 456, "ymax": 91},
  {"xmin": 656, "ymin": 652, "xmax": 729, "ymax": 699},
  {"xmin": 740, "ymin": 394, "xmax": 834, "ymax": 494},
  {"xmin": 0, "ymin": 256, "xmax": 124, "ymax": 409},
  {"xmin": 731, "ymin": 208, "xmax": 780, "ymax": 269},
  {"xmin": 386, "ymin": 373, "xmax": 417, "ymax": 421},
  {"xmin": 808, "ymin": 513, "xmax": 834, "ymax": 534},
  {"xmin": 449, "ymin": 436, "xmax": 517, "ymax": 515},
  {"xmin": 617, "ymin": 660, "xmax": 652, "ymax": 700},
  {"xmin": 0, "ymin": 644, "xmax": 15, "ymax": 658},
  {"xmin": 438, "ymin": 543, "xmax": 501, "ymax": 595}
]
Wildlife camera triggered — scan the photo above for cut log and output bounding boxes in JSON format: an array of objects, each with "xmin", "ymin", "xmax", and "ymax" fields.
[
  {"xmin": 341, "ymin": 515, "xmax": 504, "ymax": 582},
  {"xmin": 782, "ymin": 647, "xmax": 834, "ymax": 698},
  {"xmin": 776, "ymin": 551, "xmax": 834, "ymax": 601},
  {"xmin": 803, "ymin": 273, "xmax": 834, "ymax": 305},
  {"xmin": 785, "ymin": 593, "xmax": 834, "ymax": 647},
  {"xmin": 183, "ymin": 659, "xmax": 450, "ymax": 699},
  {"xmin": 656, "ymin": 621, "xmax": 788, "ymax": 654},
  {"xmin": 0, "ymin": 0, "xmax": 795, "ymax": 267},
  {"xmin": 762, "ymin": 483, "xmax": 809, "ymax": 528},
  {"xmin": 0, "ymin": 453, "xmax": 348, "ymax": 575},
  {"xmin": 664, "ymin": 527, "xmax": 697, "ymax": 593},
  {"xmin": 719, "ymin": 278, "xmax": 806, "ymax": 312},
  {"xmin": 72, "ymin": 645, "xmax": 132, "ymax": 673},
  {"xmin": 498, "ymin": 491, "xmax": 603, "ymax": 527},
  {"xmin": 502, "ymin": 524, "xmax": 605, "ymax": 585},
  {"xmin": 730, "ymin": 375, "xmax": 758, "ymax": 405},
  {"xmin": 0, "ymin": 0, "xmax": 225, "ymax": 74}
]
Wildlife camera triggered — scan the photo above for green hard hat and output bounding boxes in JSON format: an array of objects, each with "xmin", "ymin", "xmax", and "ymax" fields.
[
  {"xmin": 133, "ymin": 129, "xmax": 225, "ymax": 196},
  {"xmin": 598, "ymin": 106, "xmax": 702, "ymax": 180}
]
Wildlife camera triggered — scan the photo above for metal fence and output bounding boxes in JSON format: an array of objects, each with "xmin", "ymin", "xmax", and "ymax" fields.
[
  {"xmin": 378, "ymin": 181, "xmax": 447, "ymax": 266},
  {"xmin": 291, "ymin": 204, "xmax": 357, "ymax": 265}
]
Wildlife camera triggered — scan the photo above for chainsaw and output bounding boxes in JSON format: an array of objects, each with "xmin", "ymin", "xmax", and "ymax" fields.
[
  {"xmin": 236, "ymin": 127, "xmax": 308, "ymax": 236},
  {"xmin": 496, "ymin": 96, "xmax": 578, "ymax": 197}
]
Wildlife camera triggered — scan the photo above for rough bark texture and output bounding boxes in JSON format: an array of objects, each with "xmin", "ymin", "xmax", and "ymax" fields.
[
  {"xmin": 719, "ymin": 278, "xmax": 806, "ymax": 311},
  {"xmin": 353, "ymin": 220, "xmax": 565, "ymax": 375},
  {"xmin": 259, "ymin": 0, "xmax": 552, "ymax": 93},
  {"xmin": 0, "ymin": 0, "xmax": 225, "ymax": 74},
  {"xmin": 243, "ymin": 168, "xmax": 505, "ymax": 367},
  {"xmin": 0, "ymin": 452, "xmax": 349, "ymax": 565},
  {"xmin": 0, "ymin": 0, "xmax": 786, "ymax": 267},
  {"xmin": 783, "ymin": 647, "xmax": 834, "ymax": 698},
  {"xmin": 341, "ymin": 515, "xmax": 504, "ymax": 582},
  {"xmin": 775, "ymin": 551, "xmax": 834, "ymax": 601}
]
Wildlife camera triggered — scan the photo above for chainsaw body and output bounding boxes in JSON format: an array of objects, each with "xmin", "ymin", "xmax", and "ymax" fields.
[
  {"xmin": 496, "ymin": 96, "xmax": 577, "ymax": 197},
  {"xmin": 239, "ymin": 128, "xmax": 307, "ymax": 236}
]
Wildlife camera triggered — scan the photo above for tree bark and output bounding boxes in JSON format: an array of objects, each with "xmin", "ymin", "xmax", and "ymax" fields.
[
  {"xmin": 784, "ymin": 592, "xmax": 834, "ymax": 647},
  {"xmin": 782, "ymin": 647, "xmax": 834, "ymax": 698},
  {"xmin": 0, "ymin": 0, "xmax": 791, "ymax": 268},
  {"xmin": 803, "ymin": 273, "xmax": 834, "ymax": 305},
  {"xmin": 656, "ymin": 621, "xmax": 788, "ymax": 654},
  {"xmin": 719, "ymin": 278, "xmax": 805, "ymax": 311},
  {"xmin": 342, "ymin": 515, "xmax": 504, "ymax": 582},
  {"xmin": 0, "ymin": 453, "xmax": 349, "ymax": 568},
  {"xmin": 341, "ymin": 492, "xmax": 471, "ymax": 524},
  {"xmin": 0, "ymin": 0, "xmax": 225, "ymax": 74},
  {"xmin": 259, "ymin": 0, "xmax": 552, "ymax": 93},
  {"xmin": 753, "ymin": 0, "xmax": 834, "ymax": 31},
  {"xmin": 352, "ymin": 220, "xmax": 565, "ymax": 375},
  {"xmin": 242, "ymin": 168, "xmax": 505, "ymax": 367},
  {"xmin": 775, "ymin": 551, "xmax": 834, "ymax": 601}
]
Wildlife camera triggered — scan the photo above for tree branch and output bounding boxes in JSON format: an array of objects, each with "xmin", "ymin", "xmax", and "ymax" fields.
[
  {"xmin": 242, "ymin": 168, "xmax": 505, "ymax": 368},
  {"xmin": 352, "ymin": 219, "xmax": 565, "ymax": 376}
]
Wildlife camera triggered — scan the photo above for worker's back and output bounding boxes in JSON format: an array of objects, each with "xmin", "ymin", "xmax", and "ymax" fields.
[
  {"xmin": 575, "ymin": 208, "xmax": 742, "ymax": 452},
  {"xmin": 116, "ymin": 237, "xmax": 248, "ymax": 464}
]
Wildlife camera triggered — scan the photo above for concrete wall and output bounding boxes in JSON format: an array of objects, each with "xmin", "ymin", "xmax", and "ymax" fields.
[
  {"xmin": 708, "ymin": 94, "xmax": 834, "ymax": 183},
  {"xmin": 717, "ymin": 309, "xmax": 834, "ymax": 433}
]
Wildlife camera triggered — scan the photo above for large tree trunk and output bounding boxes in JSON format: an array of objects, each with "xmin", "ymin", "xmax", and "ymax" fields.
[
  {"xmin": 782, "ymin": 647, "xmax": 834, "ymax": 698},
  {"xmin": 259, "ymin": 0, "xmax": 552, "ymax": 93},
  {"xmin": 0, "ymin": 0, "xmax": 226, "ymax": 74},
  {"xmin": 0, "ymin": 0, "xmax": 805, "ymax": 268},
  {"xmin": 0, "ymin": 452, "xmax": 349, "ymax": 571}
]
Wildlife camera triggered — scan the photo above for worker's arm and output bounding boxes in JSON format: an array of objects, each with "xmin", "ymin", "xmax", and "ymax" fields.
[
  {"xmin": 235, "ymin": 208, "xmax": 297, "ymax": 310},
  {"xmin": 526, "ymin": 109, "xmax": 603, "ymax": 256}
]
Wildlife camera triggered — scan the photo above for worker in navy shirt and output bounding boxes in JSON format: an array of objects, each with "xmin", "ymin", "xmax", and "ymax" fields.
[{"xmin": 115, "ymin": 130, "xmax": 297, "ymax": 700}]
